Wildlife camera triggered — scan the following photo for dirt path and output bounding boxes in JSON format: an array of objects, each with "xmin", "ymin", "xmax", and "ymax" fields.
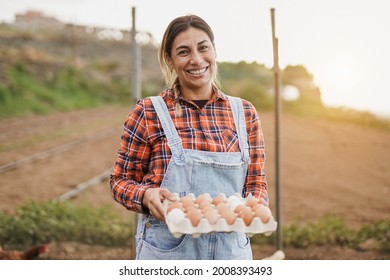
[
  {"xmin": 263, "ymin": 113, "xmax": 390, "ymax": 228},
  {"xmin": 0, "ymin": 106, "xmax": 129, "ymax": 214},
  {"xmin": 1, "ymin": 106, "xmax": 389, "ymax": 259}
]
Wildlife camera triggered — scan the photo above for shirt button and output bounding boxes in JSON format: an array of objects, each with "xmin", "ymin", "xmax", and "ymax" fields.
[{"xmin": 145, "ymin": 221, "xmax": 152, "ymax": 228}]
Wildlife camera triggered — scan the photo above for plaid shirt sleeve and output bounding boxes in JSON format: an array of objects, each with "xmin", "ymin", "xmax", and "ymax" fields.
[
  {"xmin": 110, "ymin": 99, "xmax": 153, "ymax": 213},
  {"xmin": 242, "ymin": 100, "xmax": 269, "ymax": 206}
]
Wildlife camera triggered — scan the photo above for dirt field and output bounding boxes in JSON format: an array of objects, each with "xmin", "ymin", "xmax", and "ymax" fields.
[{"xmin": 1, "ymin": 105, "xmax": 389, "ymax": 260}]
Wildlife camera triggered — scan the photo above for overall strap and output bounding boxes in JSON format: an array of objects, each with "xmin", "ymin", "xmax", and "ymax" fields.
[
  {"xmin": 149, "ymin": 96, "xmax": 186, "ymax": 165},
  {"xmin": 227, "ymin": 96, "xmax": 250, "ymax": 163}
]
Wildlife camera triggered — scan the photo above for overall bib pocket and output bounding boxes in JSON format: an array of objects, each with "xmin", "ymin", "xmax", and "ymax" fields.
[{"xmin": 191, "ymin": 160, "xmax": 245, "ymax": 197}]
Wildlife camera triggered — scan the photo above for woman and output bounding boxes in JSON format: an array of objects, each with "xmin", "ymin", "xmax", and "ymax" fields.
[{"xmin": 110, "ymin": 14, "xmax": 269, "ymax": 260}]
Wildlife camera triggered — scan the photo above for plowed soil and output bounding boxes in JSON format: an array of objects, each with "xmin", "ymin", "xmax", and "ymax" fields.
[{"xmin": 1, "ymin": 105, "xmax": 389, "ymax": 260}]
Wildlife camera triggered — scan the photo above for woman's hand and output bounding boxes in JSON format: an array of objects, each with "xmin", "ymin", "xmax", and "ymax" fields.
[{"xmin": 142, "ymin": 188, "xmax": 178, "ymax": 221}]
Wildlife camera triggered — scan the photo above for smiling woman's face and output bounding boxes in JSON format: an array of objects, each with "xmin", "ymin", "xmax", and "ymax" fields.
[{"xmin": 166, "ymin": 27, "xmax": 216, "ymax": 100}]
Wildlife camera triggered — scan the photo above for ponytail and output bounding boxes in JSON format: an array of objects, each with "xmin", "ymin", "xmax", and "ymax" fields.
[{"xmin": 172, "ymin": 77, "xmax": 183, "ymax": 117}]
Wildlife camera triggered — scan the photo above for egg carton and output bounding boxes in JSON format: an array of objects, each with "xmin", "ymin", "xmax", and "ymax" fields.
[{"xmin": 163, "ymin": 193, "xmax": 277, "ymax": 238}]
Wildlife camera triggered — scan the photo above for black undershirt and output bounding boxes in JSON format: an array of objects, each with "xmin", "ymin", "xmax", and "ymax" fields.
[{"xmin": 192, "ymin": 100, "xmax": 208, "ymax": 109}]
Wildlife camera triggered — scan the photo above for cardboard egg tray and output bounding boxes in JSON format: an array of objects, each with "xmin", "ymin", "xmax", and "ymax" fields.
[{"xmin": 163, "ymin": 193, "xmax": 277, "ymax": 238}]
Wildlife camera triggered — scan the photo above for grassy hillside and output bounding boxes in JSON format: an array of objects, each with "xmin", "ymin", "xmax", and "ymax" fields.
[
  {"xmin": 1, "ymin": 23, "xmax": 388, "ymax": 130},
  {"xmin": 0, "ymin": 63, "xmax": 130, "ymax": 117}
]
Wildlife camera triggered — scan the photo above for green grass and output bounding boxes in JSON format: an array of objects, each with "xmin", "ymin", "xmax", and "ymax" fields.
[
  {"xmin": 0, "ymin": 201, "xmax": 134, "ymax": 249},
  {"xmin": 251, "ymin": 214, "xmax": 390, "ymax": 253},
  {"xmin": 0, "ymin": 64, "xmax": 130, "ymax": 118}
]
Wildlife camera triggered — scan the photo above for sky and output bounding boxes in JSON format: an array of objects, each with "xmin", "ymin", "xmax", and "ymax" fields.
[{"xmin": 1, "ymin": 0, "xmax": 389, "ymax": 117}]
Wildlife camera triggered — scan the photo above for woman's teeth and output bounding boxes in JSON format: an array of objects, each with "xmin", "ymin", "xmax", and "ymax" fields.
[{"xmin": 188, "ymin": 67, "xmax": 207, "ymax": 75}]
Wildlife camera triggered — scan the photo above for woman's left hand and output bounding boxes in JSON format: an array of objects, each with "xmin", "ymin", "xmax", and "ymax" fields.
[{"xmin": 142, "ymin": 188, "xmax": 178, "ymax": 221}]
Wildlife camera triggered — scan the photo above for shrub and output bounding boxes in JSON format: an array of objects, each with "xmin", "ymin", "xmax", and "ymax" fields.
[
  {"xmin": 251, "ymin": 215, "xmax": 390, "ymax": 253},
  {"xmin": 0, "ymin": 201, "xmax": 133, "ymax": 249}
]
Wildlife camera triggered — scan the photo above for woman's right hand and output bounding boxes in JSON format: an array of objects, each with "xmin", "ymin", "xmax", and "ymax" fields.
[{"xmin": 142, "ymin": 188, "xmax": 178, "ymax": 222}]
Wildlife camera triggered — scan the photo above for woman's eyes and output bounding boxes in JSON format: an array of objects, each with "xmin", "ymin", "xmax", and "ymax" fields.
[
  {"xmin": 178, "ymin": 49, "xmax": 189, "ymax": 56},
  {"xmin": 177, "ymin": 45, "xmax": 209, "ymax": 56},
  {"xmin": 199, "ymin": 45, "xmax": 209, "ymax": 51}
]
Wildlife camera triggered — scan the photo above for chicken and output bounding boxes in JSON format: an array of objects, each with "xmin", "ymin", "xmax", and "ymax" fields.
[{"xmin": 0, "ymin": 244, "xmax": 49, "ymax": 260}]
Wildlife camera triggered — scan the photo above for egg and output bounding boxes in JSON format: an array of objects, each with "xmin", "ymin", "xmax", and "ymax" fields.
[
  {"xmin": 253, "ymin": 204, "xmax": 272, "ymax": 223},
  {"xmin": 240, "ymin": 207, "xmax": 254, "ymax": 226},
  {"xmin": 166, "ymin": 201, "xmax": 183, "ymax": 214},
  {"xmin": 204, "ymin": 211, "xmax": 220, "ymax": 225},
  {"xmin": 233, "ymin": 204, "xmax": 254, "ymax": 226},
  {"xmin": 184, "ymin": 204, "xmax": 198, "ymax": 213},
  {"xmin": 180, "ymin": 195, "xmax": 194, "ymax": 204},
  {"xmin": 233, "ymin": 204, "xmax": 247, "ymax": 215},
  {"xmin": 229, "ymin": 200, "xmax": 244, "ymax": 213},
  {"xmin": 216, "ymin": 202, "xmax": 228, "ymax": 213},
  {"xmin": 219, "ymin": 207, "xmax": 237, "ymax": 225},
  {"xmin": 200, "ymin": 205, "xmax": 216, "ymax": 215},
  {"xmin": 195, "ymin": 193, "xmax": 211, "ymax": 204},
  {"xmin": 167, "ymin": 208, "xmax": 185, "ymax": 225},
  {"xmin": 212, "ymin": 194, "xmax": 226, "ymax": 206},
  {"xmin": 246, "ymin": 197, "xmax": 259, "ymax": 208},
  {"xmin": 181, "ymin": 196, "xmax": 196, "ymax": 211},
  {"xmin": 198, "ymin": 199, "xmax": 212, "ymax": 210},
  {"xmin": 185, "ymin": 208, "xmax": 203, "ymax": 226}
]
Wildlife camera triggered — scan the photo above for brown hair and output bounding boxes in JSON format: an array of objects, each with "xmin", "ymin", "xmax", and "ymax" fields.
[{"xmin": 158, "ymin": 14, "xmax": 219, "ymax": 116}]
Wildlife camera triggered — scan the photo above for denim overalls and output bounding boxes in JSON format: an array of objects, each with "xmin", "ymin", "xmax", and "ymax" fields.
[{"xmin": 135, "ymin": 95, "xmax": 253, "ymax": 260}]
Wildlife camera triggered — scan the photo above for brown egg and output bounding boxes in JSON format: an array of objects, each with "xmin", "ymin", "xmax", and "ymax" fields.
[
  {"xmin": 200, "ymin": 205, "xmax": 216, "ymax": 215},
  {"xmin": 246, "ymin": 197, "xmax": 259, "ymax": 208},
  {"xmin": 166, "ymin": 201, "xmax": 183, "ymax": 213},
  {"xmin": 185, "ymin": 208, "xmax": 203, "ymax": 226},
  {"xmin": 212, "ymin": 194, "xmax": 226, "ymax": 206},
  {"xmin": 216, "ymin": 202, "xmax": 228, "ymax": 213},
  {"xmin": 195, "ymin": 193, "xmax": 211, "ymax": 204},
  {"xmin": 233, "ymin": 204, "xmax": 251, "ymax": 223},
  {"xmin": 204, "ymin": 211, "xmax": 220, "ymax": 225},
  {"xmin": 253, "ymin": 204, "xmax": 271, "ymax": 223},
  {"xmin": 219, "ymin": 207, "xmax": 237, "ymax": 225},
  {"xmin": 180, "ymin": 195, "xmax": 194, "ymax": 204},
  {"xmin": 237, "ymin": 207, "xmax": 254, "ymax": 226},
  {"xmin": 183, "ymin": 204, "xmax": 198, "ymax": 213},
  {"xmin": 181, "ymin": 196, "xmax": 196, "ymax": 211},
  {"xmin": 233, "ymin": 204, "xmax": 246, "ymax": 215},
  {"xmin": 198, "ymin": 199, "xmax": 212, "ymax": 209}
]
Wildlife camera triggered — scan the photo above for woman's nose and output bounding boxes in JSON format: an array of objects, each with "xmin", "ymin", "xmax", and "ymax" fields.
[{"xmin": 190, "ymin": 51, "xmax": 203, "ymax": 64}]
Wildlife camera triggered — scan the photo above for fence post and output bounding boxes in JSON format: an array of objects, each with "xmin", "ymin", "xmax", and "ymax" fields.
[
  {"xmin": 271, "ymin": 7, "xmax": 283, "ymax": 252},
  {"xmin": 131, "ymin": 7, "xmax": 141, "ymax": 103}
]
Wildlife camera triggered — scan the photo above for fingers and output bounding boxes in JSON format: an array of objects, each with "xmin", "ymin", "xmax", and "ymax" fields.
[
  {"xmin": 143, "ymin": 188, "xmax": 176, "ymax": 221},
  {"xmin": 159, "ymin": 188, "xmax": 179, "ymax": 202},
  {"xmin": 143, "ymin": 188, "xmax": 164, "ymax": 221}
]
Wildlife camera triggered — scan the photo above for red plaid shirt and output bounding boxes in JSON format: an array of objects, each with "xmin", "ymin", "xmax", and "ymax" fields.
[{"xmin": 110, "ymin": 88, "xmax": 268, "ymax": 214}]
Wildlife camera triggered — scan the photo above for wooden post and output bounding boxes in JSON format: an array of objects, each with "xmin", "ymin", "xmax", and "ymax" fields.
[
  {"xmin": 131, "ymin": 7, "xmax": 141, "ymax": 103},
  {"xmin": 70, "ymin": 24, "xmax": 78, "ymax": 67},
  {"xmin": 130, "ymin": 6, "xmax": 142, "ymax": 259},
  {"xmin": 271, "ymin": 8, "xmax": 283, "ymax": 252}
]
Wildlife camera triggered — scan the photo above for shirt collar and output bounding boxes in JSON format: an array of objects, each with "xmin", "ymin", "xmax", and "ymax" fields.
[{"xmin": 162, "ymin": 86, "xmax": 229, "ymax": 103}]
